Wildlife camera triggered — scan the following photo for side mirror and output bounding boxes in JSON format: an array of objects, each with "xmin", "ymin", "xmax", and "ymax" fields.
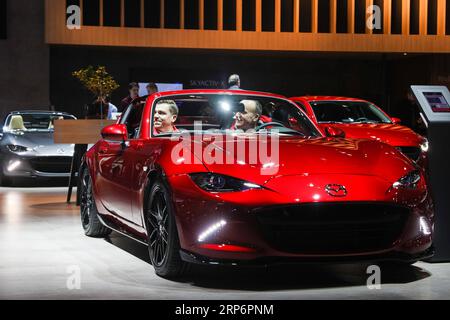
[
  {"xmin": 101, "ymin": 124, "xmax": 127, "ymax": 142},
  {"xmin": 391, "ymin": 117, "xmax": 401, "ymax": 124},
  {"xmin": 325, "ymin": 126, "xmax": 346, "ymax": 138}
]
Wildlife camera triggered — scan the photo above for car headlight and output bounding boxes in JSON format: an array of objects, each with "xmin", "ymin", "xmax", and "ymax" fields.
[
  {"xmin": 420, "ymin": 139, "xmax": 429, "ymax": 152},
  {"xmin": 392, "ymin": 170, "xmax": 421, "ymax": 189},
  {"xmin": 189, "ymin": 173, "xmax": 263, "ymax": 192},
  {"xmin": 6, "ymin": 144, "xmax": 31, "ymax": 153}
]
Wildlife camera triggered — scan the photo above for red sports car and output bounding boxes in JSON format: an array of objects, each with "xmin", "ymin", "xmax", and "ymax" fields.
[
  {"xmin": 290, "ymin": 96, "xmax": 429, "ymax": 167},
  {"xmin": 80, "ymin": 90, "xmax": 433, "ymax": 278}
]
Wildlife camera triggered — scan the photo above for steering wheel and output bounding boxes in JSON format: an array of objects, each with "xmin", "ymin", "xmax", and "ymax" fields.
[
  {"xmin": 255, "ymin": 122, "xmax": 286, "ymax": 131},
  {"xmin": 354, "ymin": 117, "xmax": 369, "ymax": 122}
]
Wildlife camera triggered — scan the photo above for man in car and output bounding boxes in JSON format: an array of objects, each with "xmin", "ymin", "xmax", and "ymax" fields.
[
  {"xmin": 153, "ymin": 100, "xmax": 179, "ymax": 134},
  {"xmin": 234, "ymin": 99, "xmax": 262, "ymax": 132}
]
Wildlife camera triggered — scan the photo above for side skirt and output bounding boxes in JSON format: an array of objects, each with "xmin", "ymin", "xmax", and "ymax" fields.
[{"xmin": 97, "ymin": 213, "xmax": 148, "ymax": 245}]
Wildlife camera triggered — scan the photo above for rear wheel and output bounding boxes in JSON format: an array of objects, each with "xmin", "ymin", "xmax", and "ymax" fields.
[
  {"xmin": 80, "ymin": 167, "xmax": 111, "ymax": 237},
  {"xmin": 145, "ymin": 180, "xmax": 189, "ymax": 278}
]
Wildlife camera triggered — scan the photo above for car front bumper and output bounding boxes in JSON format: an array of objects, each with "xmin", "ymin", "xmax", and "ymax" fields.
[
  {"xmin": 169, "ymin": 174, "xmax": 434, "ymax": 264},
  {"xmin": 1, "ymin": 154, "xmax": 73, "ymax": 178},
  {"xmin": 180, "ymin": 246, "xmax": 435, "ymax": 266}
]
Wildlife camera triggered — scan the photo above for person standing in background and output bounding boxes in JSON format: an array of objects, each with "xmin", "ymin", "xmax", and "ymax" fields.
[
  {"xmin": 120, "ymin": 82, "xmax": 140, "ymax": 112},
  {"xmin": 146, "ymin": 83, "xmax": 159, "ymax": 95},
  {"xmin": 228, "ymin": 74, "xmax": 242, "ymax": 90},
  {"xmin": 104, "ymin": 95, "xmax": 118, "ymax": 120}
]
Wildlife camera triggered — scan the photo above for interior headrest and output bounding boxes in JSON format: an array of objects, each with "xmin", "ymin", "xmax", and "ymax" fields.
[{"xmin": 9, "ymin": 115, "xmax": 26, "ymax": 131}]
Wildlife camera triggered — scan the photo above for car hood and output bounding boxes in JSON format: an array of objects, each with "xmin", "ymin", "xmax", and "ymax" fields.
[
  {"xmin": 173, "ymin": 135, "xmax": 415, "ymax": 187},
  {"xmin": 318, "ymin": 123, "xmax": 424, "ymax": 147},
  {"xmin": 2, "ymin": 131, "xmax": 74, "ymax": 156}
]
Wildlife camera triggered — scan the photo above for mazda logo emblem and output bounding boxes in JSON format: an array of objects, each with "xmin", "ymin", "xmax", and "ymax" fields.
[{"xmin": 325, "ymin": 184, "xmax": 347, "ymax": 197}]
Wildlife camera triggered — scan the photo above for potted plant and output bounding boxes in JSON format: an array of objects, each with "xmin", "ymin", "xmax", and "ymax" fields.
[{"xmin": 73, "ymin": 66, "xmax": 120, "ymax": 119}]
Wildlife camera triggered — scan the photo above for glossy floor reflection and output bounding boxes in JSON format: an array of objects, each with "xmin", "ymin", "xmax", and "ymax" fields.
[{"xmin": 0, "ymin": 186, "xmax": 449, "ymax": 299}]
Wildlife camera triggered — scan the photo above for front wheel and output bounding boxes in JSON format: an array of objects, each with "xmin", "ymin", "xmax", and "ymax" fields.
[
  {"xmin": 79, "ymin": 167, "xmax": 111, "ymax": 237},
  {"xmin": 145, "ymin": 180, "xmax": 189, "ymax": 278}
]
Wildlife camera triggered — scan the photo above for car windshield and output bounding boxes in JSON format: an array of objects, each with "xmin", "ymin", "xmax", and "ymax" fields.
[
  {"xmin": 4, "ymin": 113, "xmax": 76, "ymax": 132},
  {"xmin": 310, "ymin": 101, "xmax": 392, "ymax": 124},
  {"xmin": 151, "ymin": 94, "xmax": 322, "ymax": 138}
]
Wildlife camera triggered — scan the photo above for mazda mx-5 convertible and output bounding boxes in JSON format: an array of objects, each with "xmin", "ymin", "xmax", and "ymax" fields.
[
  {"xmin": 80, "ymin": 90, "xmax": 434, "ymax": 278},
  {"xmin": 0, "ymin": 110, "xmax": 76, "ymax": 186}
]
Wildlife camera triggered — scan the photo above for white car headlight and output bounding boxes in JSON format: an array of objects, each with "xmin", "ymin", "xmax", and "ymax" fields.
[
  {"xmin": 6, "ymin": 144, "xmax": 31, "ymax": 153},
  {"xmin": 190, "ymin": 173, "xmax": 263, "ymax": 192}
]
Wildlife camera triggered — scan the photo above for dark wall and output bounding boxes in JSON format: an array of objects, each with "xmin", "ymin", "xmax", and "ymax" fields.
[
  {"xmin": 387, "ymin": 54, "xmax": 450, "ymax": 128},
  {"xmin": 0, "ymin": 0, "xmax": 50, "ymax": 119},
  {"xmin": 50, "ymin": 47, "xmax": 388, "ymax": 118}
]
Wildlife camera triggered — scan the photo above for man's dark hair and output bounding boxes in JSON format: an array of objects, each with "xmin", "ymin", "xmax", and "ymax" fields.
[
  {"xmin": 129, "ymin": 82, "xmax": 139, "ymax": 90},
  {"xmin": 146, "ymin": 82, "xmax": 158, "ymax": 92},
  {"xmin": 104, "ymin": 95, "xmax": 111, "ymax": 103}
]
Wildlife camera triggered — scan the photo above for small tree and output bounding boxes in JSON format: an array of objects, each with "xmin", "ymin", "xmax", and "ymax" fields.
[{"xmin": 72, "ymin": 66, "xmax": 120, "ymax": 118}]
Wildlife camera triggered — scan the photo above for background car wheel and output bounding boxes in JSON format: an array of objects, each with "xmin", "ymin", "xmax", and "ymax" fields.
[
  {"xmin": 80, "ymin": 167, "xmax": 111, "ymax": 237},
  {"xmin": 145, "ymin": 180, "xmax": 189, "ymax": 278}
]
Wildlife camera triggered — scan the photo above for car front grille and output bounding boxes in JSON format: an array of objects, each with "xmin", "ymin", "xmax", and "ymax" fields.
[
  {"xmin": 255, "ymin": 203, "xmax": 409, "ymax": 254},
  {"xmin": 30, "ymin": 157, "xmax": 72, "ymax": 173},
  {"xmin": 397, "ymin": 146, "xmax": 421, "ymax": 162}
]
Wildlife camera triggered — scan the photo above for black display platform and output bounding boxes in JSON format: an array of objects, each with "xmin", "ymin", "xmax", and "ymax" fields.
[{"xmin": 428, "ymin": 123, "xmax": 450, "ymax": 262}]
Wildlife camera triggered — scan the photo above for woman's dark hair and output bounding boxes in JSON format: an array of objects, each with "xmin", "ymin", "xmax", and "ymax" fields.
[
  {"xmin": 129, "ymin": 82, "xmax": 139, "ymax": 90},
  {"xmin": 146, "ymin": 82, "xmax": 158, "ymax": 91}
]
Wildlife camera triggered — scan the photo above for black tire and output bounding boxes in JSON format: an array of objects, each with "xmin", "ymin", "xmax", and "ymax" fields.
[
  {"xmin": 145, "ymin": 179, "xmax": 189, "ymax": 278},
  {"xmin": 80, "ymin": 167, "xmax": 111, "ymax": 237}
]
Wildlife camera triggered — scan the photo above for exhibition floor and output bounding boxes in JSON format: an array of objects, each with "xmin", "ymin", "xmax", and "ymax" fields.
[{"xmin": 1, "ymin": 186, "xmax": 449, "ymax": 300}]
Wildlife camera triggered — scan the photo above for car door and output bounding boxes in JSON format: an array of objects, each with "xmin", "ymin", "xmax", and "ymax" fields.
[
  {"xmin": 95, "ymin": 137, "xmax": 133, "ymax": 221},
  {"xmin": 95, "ymin": 103, "xmax": 144, "ymax": 222}
]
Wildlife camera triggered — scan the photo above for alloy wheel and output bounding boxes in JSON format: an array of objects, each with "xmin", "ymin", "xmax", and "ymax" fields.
[
  {"xmin": 80, "ymin": 171, "xmax": 93, "ymax": 229},
  {"xmin": 147, "ymin": 189, "xmax": 169, "ymax": 267}
]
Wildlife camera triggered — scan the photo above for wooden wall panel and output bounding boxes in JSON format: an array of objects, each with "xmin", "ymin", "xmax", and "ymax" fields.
[
  {"xmin": 384, "ymin": 0, "xmax": 392, "ymax": 34},
  {"xmin": 46, "ymin": 0, "xmax": 450, "ymax": 53},
  {"xmin": 330, "ymin": 0, "xmax": 337, "ymax": 33},
  {"xmin": 348, "ymin": 0, "xmax": 355, "ymax": 33},
  {"xmin": 419, "ymin": 0, "xmax": 428, "ymax": 35},
  {"xmin": 437, "ymin": 0, "xmax": 446, "ymax": 35},
  {"xmin": 293, "ymin": 0, "xmax": 300, "ymax": 32}
]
